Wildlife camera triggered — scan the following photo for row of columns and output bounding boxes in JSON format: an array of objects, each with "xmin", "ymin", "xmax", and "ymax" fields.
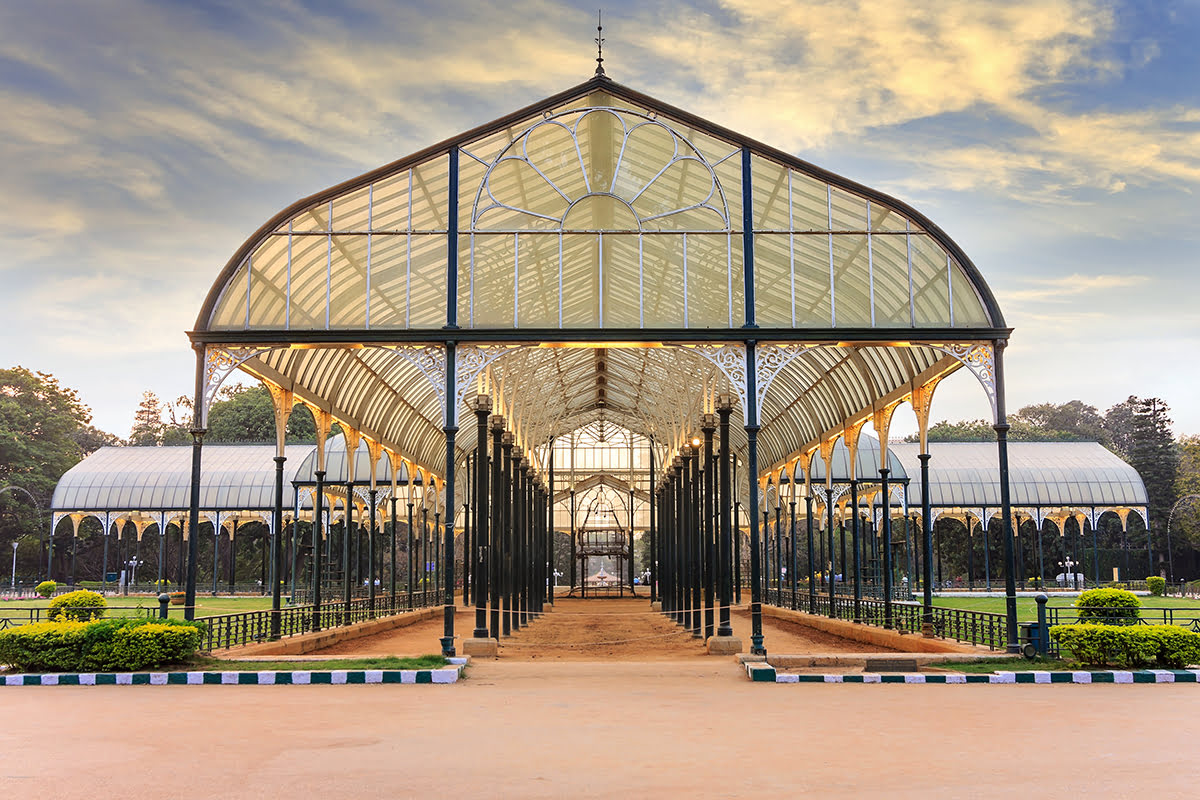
[{"xmin": 469, "ymin": 395, "xmax": 553, "ymax": 644}]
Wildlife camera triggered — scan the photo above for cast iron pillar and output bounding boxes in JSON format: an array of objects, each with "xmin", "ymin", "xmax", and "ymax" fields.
[
  {"xmin": 850, "ymin": 480, "xmax": 862, "ymax": 624},
  {"xmin": 880, "ymin": 468, "xmax": 894, "ymax": 629},
  {"xmin": 342, "ymin": 481, "xmax": 354, "ymax": 626},
  {"xmin": 489, "ymin": 415, "xmax": 504, "ymax": 639},
  {"xmin": 312, "ymin": 470, "xmax": 326, "ymax": 632},
  {"xmin": 702, "ymin": 414, "xmax": 716, "ymax": 641},
  {"xmin": 472, "ymin": 396, "xmax": 492, "ymax": 639},
  {"xmin": 920, "ymin": 453, "xmax": 934, "ymax": 635},
  {"xmin": 805, "ymin": 492, "xmax": 816, "ymax": 613},
  {"xmin": 716, "ymin": 398, "xmax": 734, "ymax": 637}
]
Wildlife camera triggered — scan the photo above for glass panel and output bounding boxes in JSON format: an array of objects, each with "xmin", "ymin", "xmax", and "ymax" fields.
[
  {"xmin": 561, "ymin": 233, "xmax": 599, "ymax": 327},
  {"xmin": 751, "ymin": 155, "xmax": 790, "ymax": 230},
  {"xmin": 830, "ymin": 187, "xmax": 867, "ymax": 231},
  {"xmin": 753, "ymin": 233, "xmax": 792, "ymax": 326},
  {"xmin": 518, "ymin": 233, "xmax": 560, "ymax": 328},
  {"xmin": 372, "ymin": 171, "xmax": 412, "ymax": 232},
  {"xmin": 951, "ymin": 259, "xmax": 992, "ymax": 327},
  {"xmin": 792, "ymin": 234, "xmax": 832, "ymax": 326},
  {"xmin": 368, "ymin": 234, "xmax": 411, "ymax": 328},
  {"xmin": 211, "ymin": 260, "xmax": 249, "ymax": 330},
  {"xmin": 287, "ymin": 234, "xmax": 330, "ymax": 329},
  {"xmin": 601, "ymin": 233, "xmax": 639, "ymax": 328},
  {"xmin": 331, "ymin": 187, "xmax": 371, "ymax": 231},
  {"xmin": 407, "ymin": 233, "xmax": 445, "ymax": 328},
  {"xmin": 790, "ymin": 171, "xmax": 829, "ymax": 232},
  {"xmin": 831, "ymin": 235, "xmax": 872, "ymax": 326},
  {"xmin": 871, "ymin": 234, "xmax": 911, "ymax": 327},
  {"xmin": 639, "ymin": 232, "xmax": 684, "ymax": 327},
  {"xmin": 410, "ymin": 156, "xmax": 450, "ymax": 231},
  {"xmin": 869, "ymin": 201, "xmax": 908, "ymax": 232},
  {"xmin": 246, "ymin": 234, "xmax": 288, "ymax": 328},
  {"xmin": 328, "ymin": 233, "xmax": 369, "ymax": 329},
  {"xmin": 910, "ymin": 234, "xmax": 951, "ymax": 327},
  {"xmin": 687, "ymin": 234, "xmax": 731, "ymax": 328}
]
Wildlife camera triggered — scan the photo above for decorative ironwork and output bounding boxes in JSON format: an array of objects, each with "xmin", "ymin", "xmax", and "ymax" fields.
[
  {"xmin": 471, "ymin": 107, "xmax": 730, "ymax": 231},
  {"xmin": 454, "ymin": 344, "xmax": 524, "ymax": 419},
  {"xmin": 201, "ymin": 346, "xmax": 280, "ymax": 427},
  {"xmin": 684, "ymin": 344, "xmax": 747, "ymax": 422},
  {"xmin": 921, "ymin": 342, "xmax": 996, "ymax": 418}
]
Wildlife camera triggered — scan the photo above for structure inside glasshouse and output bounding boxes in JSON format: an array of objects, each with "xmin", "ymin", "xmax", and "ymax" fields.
[{"xmin": 46, "ymin": 72, "xmax": 1153, "ymax": 656}]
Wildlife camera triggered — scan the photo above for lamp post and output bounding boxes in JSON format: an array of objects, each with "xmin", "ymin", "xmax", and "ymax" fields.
[
  {"xmin": 11, "ymin": 540, "xmax": 19, "ymax": 589},
  {"xmin": 126, "ymin": 558, "xmax": 142, "ymax": 595},
  {"xmin": 1058, "ymin": 558, "xmax": 1077, "ymax": 590}
]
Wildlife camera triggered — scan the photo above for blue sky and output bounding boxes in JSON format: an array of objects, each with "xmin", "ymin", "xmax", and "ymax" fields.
[{"xmin": 1, "ymin": 0, "xmax": 1197, "ymax": 439}]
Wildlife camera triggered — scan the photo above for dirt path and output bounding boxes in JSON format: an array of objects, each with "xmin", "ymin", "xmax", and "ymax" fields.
[{"xmin": 311, "ymin": 598, "xmax": 897, "ymax": 659}]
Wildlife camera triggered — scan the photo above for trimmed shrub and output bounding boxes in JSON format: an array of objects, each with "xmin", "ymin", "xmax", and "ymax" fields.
[
  {"xmin": 1145, "ymin": 626, "xmax": 1200, "ymax": 668},
  {"xmin": 1075, "ymin": 588, "xmax": 1140, "ymax": 624},
  {"xmin": 35, "ymin": 580, "xmax": 56, "ymax": 598},
  {"xmin": 47, "ymin": 589, "xmax": 106, "ymax": 622},
  {"xmin": 0, "ymin": 618, "xmax": 204, "ymax": 672},
  {"xmin": 1146, "ymin": 576, "xmax": 1166, "ymax": 597},
  {"xmin": 1051, "ymin": 624, "xmax": 1158, "ymax": 668}
]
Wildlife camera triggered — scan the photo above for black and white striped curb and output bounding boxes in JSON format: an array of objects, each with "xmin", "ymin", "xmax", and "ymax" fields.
[
  {"xmin": 1, "ymin": 657, "xmax": 467, "ymax": 686},
  {"xmin": 746, "ymin": 663, "xmax": 1200, "ymax": 684}
]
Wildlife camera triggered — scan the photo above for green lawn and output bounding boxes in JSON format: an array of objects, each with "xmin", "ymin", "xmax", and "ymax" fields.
[
  {"xmin": 927, "ymin": 595, "xmax": 1200, "ymax": 622},
  {"xmin": 0, "ymin": 595, "xmax": 279, "ymax": 621},
  {"xmin": 929, "ymin": 656, "xmax": 1075, "ymax": 673}
]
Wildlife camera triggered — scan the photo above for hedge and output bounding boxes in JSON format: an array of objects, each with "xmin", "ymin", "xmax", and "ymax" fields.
[
  {"xmin": 35, "ymin": 581, "xmax": 56, "ymax": 598},
  {"xmin": 1074, "ymin": 588, "xmax": 1140, "ymax": 624},
  {"xmin": 47, "ymin": 590, "xmax": 106, "ymax": 622},
  {"xmin": 1146, "ymin": 576, "xmax": 1166, "ymax": 597},
  {"xmin": 0, "ymin": 618, "xmax": 205, "ymax": 672},
  {"xmin": 1050, "ymin": 624, "xmax": 1200, "ymax": 669}
]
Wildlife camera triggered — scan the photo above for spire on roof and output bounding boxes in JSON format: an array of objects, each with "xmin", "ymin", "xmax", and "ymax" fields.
[{"xmin": 594, "ymin": 9, "xmax": 606, "ymax": 77}]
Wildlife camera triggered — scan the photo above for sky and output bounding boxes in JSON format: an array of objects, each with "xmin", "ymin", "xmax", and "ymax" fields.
[{"xmin": 1, "ymin": 0, "xmax": 1197, "ymax": 441}]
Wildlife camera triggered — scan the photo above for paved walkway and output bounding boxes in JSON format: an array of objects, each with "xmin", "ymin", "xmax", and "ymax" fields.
[{"xmin": 2, "ymin": 660, "xmax": 1198, "ymax": 798}]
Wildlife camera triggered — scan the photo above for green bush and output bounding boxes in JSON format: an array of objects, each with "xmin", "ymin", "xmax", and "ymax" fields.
[
  {"xmin": 1051, "ymin": 624, "xmax": 1200, "ymax": 669},
  {"xmin": 1075, "ymin": 588, "xmax": 1140, "ymax": 624},
  {"xmin": 47, "ymin": 589, "xmax": 106, "ymax": 622},
  {"xmin": 35, "ymin": 580, "xmax": 56, "ymax": 598},
  {"xmin": 1146, "ymin": 576, "xmax": 1166, "ymax": 597},
  {"xmin": 155, "ymin": 579, "xmax": 172, "ymax": 591},
  {"xmin": 0, "ymin": 618, "xmax": 205, "ymax": 672}
]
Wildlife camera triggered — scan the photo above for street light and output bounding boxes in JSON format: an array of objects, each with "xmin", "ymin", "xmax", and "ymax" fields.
[
  {"xmin": 1059, "ymin": 558, "xmax": 1077, "ymax": 590},
  {"xmin": 11, "ymin": 541, "xmax": 19, "ymax": 589},
  {"xmin": 126, "ymin": 558, "xmax": 143, "ymax": 595}
]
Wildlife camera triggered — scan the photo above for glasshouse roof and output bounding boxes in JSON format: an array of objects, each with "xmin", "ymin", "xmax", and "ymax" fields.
[
  {"xmin": 192, "ymin": 74, "xmax": 1010, "ymax": 483},
  {"xmin": 889, "ymin": 442, "xmax": 1149, "ymax": 515},
  {"xmin": 51, "ymin": 445, "xmax": 314, "ymax": 515}
]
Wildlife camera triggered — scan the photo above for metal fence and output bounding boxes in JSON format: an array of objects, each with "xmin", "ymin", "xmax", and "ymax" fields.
[
  {"xmin": 196, "ymin": 591, "xmax": 441, "ymax": 652},
  {"xmin": 770, "ymin": 589, "xmax": 1008, "ymax": 650}
]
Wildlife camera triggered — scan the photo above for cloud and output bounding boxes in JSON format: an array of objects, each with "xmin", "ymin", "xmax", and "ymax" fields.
[{"xmin": 998, "ymin": 273, "xmax": 1149, "ymax": 303}]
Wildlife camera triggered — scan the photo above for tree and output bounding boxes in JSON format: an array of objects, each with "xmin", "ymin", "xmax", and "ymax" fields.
[
  {"xmin": 0, "ymin": 367, "xmax": 117, "ymax": 578},
  {"xmin": 206, "ymin": 385, "xmax": 316, "ymax": 443},
  {"xmin": 129, "ymin": 391, "xmax": 165, "ymax": 446},
  {"xmin": 1016, "ymin": 400, "xmax": 1110, "ymax": 446},
  {"xmin": 0, "ymin": 367, "xmax": 94, "ymax": 499}
]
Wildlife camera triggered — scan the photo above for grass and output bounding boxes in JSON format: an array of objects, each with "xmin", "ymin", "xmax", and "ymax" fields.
[
  {"xmin": 189, "ymin": 654, "xmax": 449, "ymax": 671},
  {"xmin": 0, "ymin": 595, "xmax": 279, "ymax": 621},
  {"xmin": 929, "ymin": 657, "xmax": 1075, "ymax": 673},
  {"xmin": 927, "ymin": 595, "xmax": 1200, "ymax": 622}
]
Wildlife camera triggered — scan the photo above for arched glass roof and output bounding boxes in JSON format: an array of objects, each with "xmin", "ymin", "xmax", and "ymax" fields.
[
  {"xmin": 889, "ymin": 442, "xmax": 1148, "ymax": 513},
  {"xmin": 51, "ymin": 445, "xmax": 314, "ymax": 514},
  {"xmin": 200, "ymin": 77, "xmax": 1001, "ymax": 335},
  {"xmin": 191, "ymin": 76, "xmax": 1009, "ymax": 485}
]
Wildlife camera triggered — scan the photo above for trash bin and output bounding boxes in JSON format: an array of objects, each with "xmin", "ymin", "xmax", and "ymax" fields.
[{"xmin": 1019, "ymin": 621, "xmax": 1048, "ymax": 658}]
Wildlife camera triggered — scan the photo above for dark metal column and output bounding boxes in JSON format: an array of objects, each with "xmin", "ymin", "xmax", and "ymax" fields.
[
  {"xmin": 702, "ymin": 414, "xmax": 716, "ymax": 640},
  {"xmin": 490, "ymin": 415, "xmax": 504, "ymax": 639},
  {"xmin": 271, "ymin": 456, "xmax": 285, "ymax": 638},
  {"xmin": 312, "ymin": 471, "xmax": 325, "ymax": 631},
  {"xmin": 994, "ymin": 341, "xmax": 1019, "ymax": 653},
  {"xmin": 389, "ymin": 495, "xmax": 398, "ymax": 609},
  {"xmin": 472, "ymin": 397, "xmax": 491, "ymax": 639},
  {"xmin": 805, "ymin": 491, "xmax": 816, "ymax": 613},
  {"xmin": 850, "ymin": 480, "xmax": 861, "ymax": 624},
  {"xmin": 789, "ymin": 494, "xmax": 798, "ymax": 611},
  {"xmin": 342, "ymin": 481, "xmax": 354, "ymax": 626},
  {"xmin": 649, "ymin": 440, "xmax": 657, "ymax": 605},
  {"xmin": 745, "ymin": 341, "xmax": 765, "ymax": 655},
  {"xmin": 717, "ymin": 398, "xmax": 734, "ymax": 637},
  {"xmin": 367, "ymin": 488, "xmax": 378, "ymax": 617},
  {"xmin": 690, "ymin": 441, "xmax": 702, "ymax": 637},
  {"xmin": 501, "ymin": 432, "xmax": 514, "ymax": 636},
  {"xmin": 547, "ymin": 438, "xmax": 555, "ymax": 606},
  {"xmin": 673, "ymin": 456, "xmax": 684, "ymax": 625},
  {"xmin": 462, "ymin": 452, "xmax": 471, "ymax": 607},
  {"xmin": 920, "ymin": 452, "xmax": 934, "ymax": 635},
  {"xmin": 880, "ymin": 468, "xmax": 894, "ymax": 629},
  {"xmin": 406, "ymin": 498, "xmax": 414, "ymax": 611},
  {"xmin": 826, "ymin": 492, "xmax": 836, "ymax": 619},
  {"xmin": 184, "ymin": 345, "xmax": 206, "ymax": 622}
]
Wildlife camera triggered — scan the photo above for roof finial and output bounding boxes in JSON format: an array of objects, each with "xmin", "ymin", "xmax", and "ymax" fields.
[{"xmin": 594, "ymin": 10, "xmax": 606, "ymax": 77}]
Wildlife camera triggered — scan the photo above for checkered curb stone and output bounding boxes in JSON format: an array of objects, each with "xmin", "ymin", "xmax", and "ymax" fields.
[
  {"xmin": 0, "ymin": 658, "xmax": 468, "ymax": 686},
  {"xmin": 745, "ymin": 663, "xmax": 1200, "ymax": 684}
]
